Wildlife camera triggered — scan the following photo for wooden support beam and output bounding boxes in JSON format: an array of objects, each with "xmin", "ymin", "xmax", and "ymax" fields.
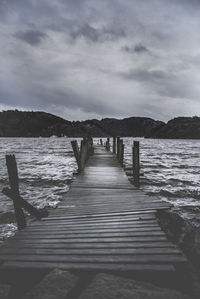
[
  {"xmin": 119, "ymin": 140, "xmax": 124, "ymax": 166},
  {"xmin": 106, "ymin": 137, "xmax": 110, "ymax": 151},
  {"xmin": 116, "ymin": 136, "xmax": 120, "ymax": 159},
  {"xmin": 87, "ymin": 137, "xmax": 94, "ymax": 156},
  {"xmin": 113, "ymin": 137, "xmax": 116, "ymax": 154},
  {"xmin": 2, "ymin": 187, "xmax": 48, "ymax": 219},
  {"xmin": 133, "ymin": 141, "xmax": 140, "ymax": 188},
  {"xmin": 80, "ymin": 139, "xmax": 88, "ymax": 170},
  {"xmin": 5, "ymin": 155, "xmax": 26, "ymax": 230},
  {"xmin": 71, "ymin": 140, "xmax": 81, "ymax": 171},
  {"xmin": 121, "ymin": 142, "xmax": 124, "ymax": 166}
]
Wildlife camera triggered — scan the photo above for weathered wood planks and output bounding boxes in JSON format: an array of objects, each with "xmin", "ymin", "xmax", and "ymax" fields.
[{"xmin": 0, "ymin": 144, "xmax": 186, "ymax": 275}]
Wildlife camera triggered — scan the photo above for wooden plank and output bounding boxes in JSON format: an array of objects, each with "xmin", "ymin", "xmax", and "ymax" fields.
[
  {"xmin": 41, "ymin": 211, "xmax": 158, "ymax": 221},
  {"xmin": 25, "ymin": 222, "xmax": 159, "ymax": 231},
  {"xmin": 0, "ymin": 254, "xmax": 186, "ymax": 263},
  {"xmin": 0, "ymin": 242, "xmax": 175, "ymax": 250},
  {"xmin": 2, "ymin": 261, "xmax": 175, "ymax": 272},
  {"xmin": 4, "ymin": 236, "xmax": 168, "ymax": 244},
  {"xmin": 0, "ymin": 248, "xmax": 181, "ymax": 256},
  {"xmin": 0, "ymin": 144, "xmax": 186, "ymax": 275},
  {"xmin": 11, "ymin": 227, "xmax": 162, "ymax": 236},
  {"xmin": 11, "ymin": 232, "xmax": 165, "ymax": 241}
]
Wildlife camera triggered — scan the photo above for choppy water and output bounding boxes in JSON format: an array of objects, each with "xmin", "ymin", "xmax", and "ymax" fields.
[
  {"xmin": 0, "ymin": 137, "xmax": 199, "ymax": 239},
  {"xmin": 0, "ymin": 137, "xmax": 79, "ymax": 239},
  {"xmin": 123, "ymin": 138, "xmax": 200, "ymax": 225}
]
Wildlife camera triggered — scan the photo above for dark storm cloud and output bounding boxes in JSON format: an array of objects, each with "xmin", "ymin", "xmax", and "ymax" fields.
[
  {"xmin": 70, "ymin": 23, "xmax": 126, "ymax": 42},
  {"xmin": 120, "ymin": 69, "xmax": 171, "ymax": 82},
  {"xmin": 123, "ymin": 43, "xmax": 149, "ymax": 54},
  {"xmin": 14, "ymin": 30, "xmax": 47, "ymax": 46},
  {"xmin": 0, "ymin": 0, "xmax": 200, "ymax": 120}
]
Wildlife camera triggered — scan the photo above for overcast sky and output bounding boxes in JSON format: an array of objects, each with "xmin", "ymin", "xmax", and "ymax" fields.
[{"xmin": 0, "ymin": 0, "xmax": 200, "ymax": 121}]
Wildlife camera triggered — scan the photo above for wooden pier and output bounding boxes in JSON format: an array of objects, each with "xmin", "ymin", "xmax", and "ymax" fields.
[{"xmin": 0, "ymin": 142, "xmax": 188, "ymax": 292}]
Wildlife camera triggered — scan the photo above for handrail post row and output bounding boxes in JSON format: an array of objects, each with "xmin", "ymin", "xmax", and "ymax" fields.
[
  {"xmin": 133, "ymin": 141, "xmax": 140, "ymax": 187},
  {"xmin": 71, "ymin": 137, "xmax": 94, "ymax": 171},
  {"xmin": 113, "ymin": 137, "xmax": 116, "ymax": 154},
  {"xmin": 5, "ymin": 155, "xmax": 26, "ymax": 230}
]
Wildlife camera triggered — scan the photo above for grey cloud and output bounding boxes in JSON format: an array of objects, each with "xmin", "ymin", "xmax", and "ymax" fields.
[
  {"xmin": 14, "ymin": 29, "xmax": 47, "ymax": 46},
  {"xmin": 70, "ymin": 23, "xmax": 100, "ymax": 42},
  {"xmin": 134, "ymin": 43, "xmax": 149, "ymax": 53},
  {"xmin": 123, "ymin": 43, "xmax": 149, "ymax": 55},
  {"xmin": 0, "ymin": 0, "xmax": 200, "ymax": 121},
  {"xmin": 120, "ymin": 69, "xmax": 171, "ymax": 82},
  {"xmin": 119, "ymin": 68, "xmax": 193, "ymax": 100},
  {"xmin": 70, "ymin": 23, "xmax": 126, "ymax": 42}
]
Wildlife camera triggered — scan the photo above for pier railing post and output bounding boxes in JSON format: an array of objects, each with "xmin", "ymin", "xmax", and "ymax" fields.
[
  {"xmin": 80, "ymin": 139, "xmax": 88, "ymax": 170},
  {"xmin": 71, "ymin": 140, "xmax": 81, "ymax": 172},
  {"xmin": 119, "ymin": 139, "xmax": 124, "ymax": 166},
  {"xmin": 121, "ymin": 142, "xmax": 124, "ymax": 166},
  {"xmin": 5, "ymin": 155, "xmax": 26, "ymax": 230},
  {"xmin": 113, "ymin": 137, "xmax": 116, "ymax": 154},
  {"xmin": 106, "ymin": 137, "xmax": 110, "ymax": 151},
  {"xmin": 133, "ymin": 141, "xmax": 140, "ymax": 187},
  {"xmin": 79, "ymin": 137, "xmax": 94, "ymax": 170},
  {"xmin": 116, "ymin": 136, "xmax": 120, "ymax": 159}
]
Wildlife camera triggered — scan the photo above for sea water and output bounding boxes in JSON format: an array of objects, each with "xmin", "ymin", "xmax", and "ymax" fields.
[{"xmin": 0, "ymin": 137, "xmax": 199, "ymax": 239}]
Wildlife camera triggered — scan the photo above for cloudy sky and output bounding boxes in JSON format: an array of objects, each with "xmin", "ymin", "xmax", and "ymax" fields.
[{"xmin": 0, "ymin": 0, "xmax": 200, "ymax": 121}]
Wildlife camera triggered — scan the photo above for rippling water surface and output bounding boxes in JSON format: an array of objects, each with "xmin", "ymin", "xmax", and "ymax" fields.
[
  {"xmin": 123, "ymin": 138, "xmax": 200, "ymax": 225},
  {"xmin": 0, "ymin": 137, "xmax": 199, "ymax": 239}
]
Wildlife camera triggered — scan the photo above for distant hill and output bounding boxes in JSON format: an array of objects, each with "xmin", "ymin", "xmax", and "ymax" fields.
[
  {"xmin": 0, "ymin": 110, "xmax": 163, "ymax": 137},
  {"xmin": 87, "ymin": 117, "xmax": 164, "ymax": 137},
  {"xmin": 146, "ymin": 117, "xmax": 200, "ymax": 139}
]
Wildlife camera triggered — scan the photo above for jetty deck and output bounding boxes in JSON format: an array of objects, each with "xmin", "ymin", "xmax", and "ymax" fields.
[{"xmin": 0, "ymin": 145, "xmax": 187, "ymax": 275}]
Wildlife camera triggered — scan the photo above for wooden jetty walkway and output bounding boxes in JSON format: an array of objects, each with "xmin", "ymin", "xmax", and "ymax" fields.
[{"xmin": 0, "ymin": 141, "xmax": 188, "ymax": 288}]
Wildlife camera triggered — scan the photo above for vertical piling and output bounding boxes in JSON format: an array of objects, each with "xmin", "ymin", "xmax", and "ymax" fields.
[
  {"xmin": 119, "ymin": 139, "xmax": 124, "ymax": 166},
  {"xmin": 106, "ymin": 137, "xmax": 110, "ymax": 151},
  {"xmin": 71, "ymin": 140, "xmax": 81, "ymax": 171},
  {"xmin": 116, "ymin": 136, "xmax": 120, "ymax": 159},
  {"xmin": 133, "ymin": 141, "xmax": 140, "ymax": 187},
  {"xmin": 113, "ymin": 137, "xmax": 116, "ymax": 154},
  {"xmin": 6, "ymin": 155, "xmax": 26, "ymax": 230}
]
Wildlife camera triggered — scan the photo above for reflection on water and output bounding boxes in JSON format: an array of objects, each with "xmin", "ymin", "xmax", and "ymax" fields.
[{"xmin": 0, "ymin": 137, "xmax": 199, "ymax": 239}]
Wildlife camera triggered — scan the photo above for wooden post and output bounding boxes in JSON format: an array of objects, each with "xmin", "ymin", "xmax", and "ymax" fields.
[
  {"xmin": 2, "ymin": 187, "xmax": 48, "ymax": 219},
  {"xmin": 71, "ymin": 140, "xmax": 81, "ymax": 171},
  {"xmin": 121, "ymin": 142, "xmax": 124, "ymax": 166},
  {"xmin": 133, "ymin": 141, "xmax": 140, "ymax": 187},
  {"xmin": 100, "ymin": 139, "xmax": 103, "ymax": 146},
  {"xmin": 119, "ymin": 139, "xmax": 124, "ymax": 165},
  {"xmin": 5, "ymin": 155, "xmax": 26, "ymax": 230},
  {"xmin": 80, "ymin": 139, "xmax": 88, "ymax": 170},
  {"xmin": 106, "ymin": 137, "xmax": 110, "ymax": 151},
  {"xmin": 87, "ymin": 137, "xmax": 94, "ymax": 156},
  {"xmin": 113, "ymin": 137, "xmax": 116, "ymax": 154},
  {"xmin": 116, "ymin": 136, "xmax": 120, "ymax": 159}
]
